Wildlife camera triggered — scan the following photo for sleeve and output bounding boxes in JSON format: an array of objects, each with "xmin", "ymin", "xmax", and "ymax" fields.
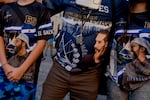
[
  {"xmin": 78, "ymin": 54, "xmax": 104, "ymax": 68},
  {"xmin": 37, "ymin": 8, "xmax": 53, "ymax": 40},
  {"xmin": 42, "ymin": 0, "xmax": 64, "ymax": 15}
]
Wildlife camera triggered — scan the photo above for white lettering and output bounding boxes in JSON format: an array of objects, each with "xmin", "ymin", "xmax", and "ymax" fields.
[
  {"xmin": 99, "ymin": 5, "xmax": 109, "ymax": 13},
  {"xmin": 38, "ymin": 30, "xmax": 53, "ymax": 36},
  {"xmin": 43, "ymin": 30, "xmax": 53, "ymax": 35}
]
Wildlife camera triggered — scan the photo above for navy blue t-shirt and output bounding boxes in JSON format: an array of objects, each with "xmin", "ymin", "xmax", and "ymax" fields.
[
  {"xmin": 0, "ymin": 1, "xmax": 53, "ymax": 47},
  {"xmin": 109, "ymin": 11, "xmax": 150, "ymax": 83},
  {"xmin": 0, "ymin": 1, "xmax": 53, "ymax": 58},
  {"xmin": 43, "ymin": 0, "xmax": 128, "ymax": 71}
]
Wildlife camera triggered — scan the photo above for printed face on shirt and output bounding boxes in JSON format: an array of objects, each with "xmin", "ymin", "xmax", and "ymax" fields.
[
  {"xmin": 94, "ymin": 33, "xmax": 108, "ymax": 52},
  {"xmin": 14, "ymin": 38, "xmax": 25, "ymax": 52},
  {"xmin": 131, "ymin": 42, "xmax": 141, "ymax": 58}
]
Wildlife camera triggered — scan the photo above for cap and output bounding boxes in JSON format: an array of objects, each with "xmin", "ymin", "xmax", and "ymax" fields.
[
  {"xmin": 16, "ymin": 33, "xmax": 30, "ymax": 48},
  {"xmin": 131, "ymin": 37, "xmax": 150, "ymax": 54}
]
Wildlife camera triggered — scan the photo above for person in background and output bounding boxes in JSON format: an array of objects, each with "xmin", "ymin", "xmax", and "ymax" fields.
[
  {"xmin": 0, "ymin": 0, "xmax": 52, "ymax": 84},
  {"xmin": 107, "ymin": 0, "xmax": 150, "ymax": 100},
  {"xmin": 122, "ymin": 37, "xmax": 150, "ymax": 100},
  {"xmin": 41, "ymin": 0, "xmax": 128, "ymax": 99}
]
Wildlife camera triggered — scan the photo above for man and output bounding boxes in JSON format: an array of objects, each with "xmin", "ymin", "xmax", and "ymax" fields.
[
  {"xmin": 123, "ymin": 37, "xmax": 150, "ymax": 100},
  {"xmin": 0, "ymin": 0, "xmax": 52, "ymax": 84},
  {"xmin": 41, "ymin": 0, "xmax": 128, "ymax": 99},
  {"xmin": 107, "ymin": 0, "xmax": 150, "ymax": 100}
]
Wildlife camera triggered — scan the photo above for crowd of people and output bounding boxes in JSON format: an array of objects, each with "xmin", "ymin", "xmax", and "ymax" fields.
[{"xmin": 0, "ymin": 0, "xmax": 150, "ymax": 100}]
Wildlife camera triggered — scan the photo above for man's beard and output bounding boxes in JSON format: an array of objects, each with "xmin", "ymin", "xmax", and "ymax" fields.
[
  {"xmin": 132, "ymin": 50, "xmax": 139, "ymax": 59},
  {"xmin": 15, "ymin": 45, "xmax": 22, "ymax": 53}
]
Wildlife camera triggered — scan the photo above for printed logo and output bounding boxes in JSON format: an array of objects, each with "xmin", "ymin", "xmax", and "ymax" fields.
[
  {"xmin": 145, "ymin": 22, "xmax": 150, "ymax": 28},
  {"xmin": 24, "ymin": 15, "xmax": 37, "ymax": 26},
  {"xmin": 99, "ymin": 5, "xmax": 109, "ymax": 13},
  {"xmin": 4, "ymin": 11, "xmax": 12, "ymax": 20}
]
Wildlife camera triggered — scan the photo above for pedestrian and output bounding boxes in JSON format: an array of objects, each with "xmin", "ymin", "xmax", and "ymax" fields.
[
  {"xmin": 107, "ymin": 0, "xmax": 150, "ymax": 100},
  {"xmin": 122, "ymin": 37, "xmax": 150, "ymax": 100},
  {"xmin": 41, "ymin": 0, "xmax": 128, "ymax": 99},
  {"xmin": 0, "ymin": 0, "xmax": 52, "ymax": 85}
]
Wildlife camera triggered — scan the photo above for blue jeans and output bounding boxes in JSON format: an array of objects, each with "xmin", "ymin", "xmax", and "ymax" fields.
[
  {"xmin": 129, "ymin": 80, "xmax": 150, "ymax": 100},
  {"xmin": 107, "ymin": 78, "xmax": 128, "ymax": 100}
]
